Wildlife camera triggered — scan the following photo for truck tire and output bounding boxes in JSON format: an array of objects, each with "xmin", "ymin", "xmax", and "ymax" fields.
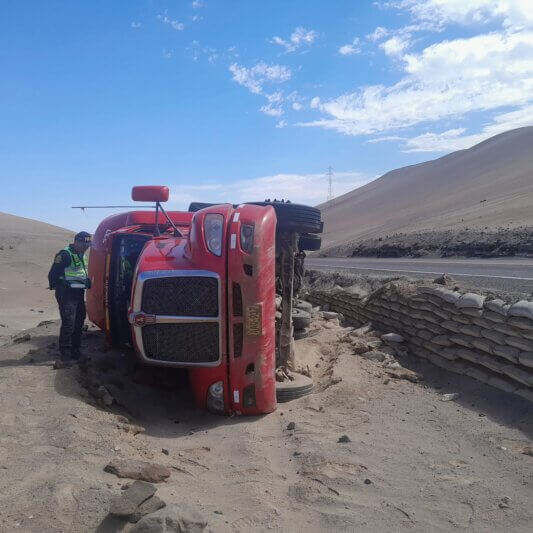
[
  {"xmin": 293, "ymin": 327, "xmax": 310, "ymax": 340},
  {"xmin": 248, "ymin": 201, "xmax": 323, "ymax": 234},
  {"xmin": 294, "ymin": 299, "xmax": 312, "ymax": 312},
  {"xmin": 188, "ymin": 202, "xmax": 217, "ymax": 212},
  {"xmin": 298, "ymin": 233, "xmax": 321, "ymax": 251},
  {"xmin": 276, "ymin": 373, "xmax": 313, "ymax": 402},
  {"xmin": 292, "ymin": 308, "xmax": 311, "ymax": 329}
]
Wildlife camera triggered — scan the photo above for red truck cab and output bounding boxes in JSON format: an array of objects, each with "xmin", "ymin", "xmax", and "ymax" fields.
[{"xmin": 87, "ymin": 186, "xmax": 322, "ymax": 415}]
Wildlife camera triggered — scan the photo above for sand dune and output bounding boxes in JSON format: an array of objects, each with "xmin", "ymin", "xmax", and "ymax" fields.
[
  {"xmin": 0, "ymin": 212, "xmax": 73, "ymax": 337},
  {"xmin": 319, "ymin": 126, "xmax": 533, "ymax": 253}
]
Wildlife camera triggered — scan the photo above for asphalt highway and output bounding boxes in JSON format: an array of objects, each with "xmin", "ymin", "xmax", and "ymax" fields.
[{"xmin": 306, "ymin": 257, "xmax": 533, "ymax": 296}]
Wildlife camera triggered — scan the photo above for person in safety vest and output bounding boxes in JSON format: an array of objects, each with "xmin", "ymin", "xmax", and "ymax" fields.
[{"xmin": 48, "ymin": 231, "xmax": 92, "ymax": 361}]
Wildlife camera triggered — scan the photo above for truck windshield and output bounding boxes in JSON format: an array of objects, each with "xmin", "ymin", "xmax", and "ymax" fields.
[{"xmin": 110, "ymin": 234, "xmax": 150, "ymax": 347}]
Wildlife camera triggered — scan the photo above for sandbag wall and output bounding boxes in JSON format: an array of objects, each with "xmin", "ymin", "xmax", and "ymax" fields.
[{"xmin": 308, "ymin": 283, "xmax": 533, "ymax": 403}]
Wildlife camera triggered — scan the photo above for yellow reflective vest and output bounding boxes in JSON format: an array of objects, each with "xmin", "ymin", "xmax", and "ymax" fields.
[{"xmin": 60, "ymin": 246, "xmax": 89, "ymax": 289}]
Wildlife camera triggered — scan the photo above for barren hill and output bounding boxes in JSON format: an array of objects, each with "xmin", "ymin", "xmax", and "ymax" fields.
[
  {"xmin": 319, "ymin": 127, "xmax": 533, "ymax": 256},
  {"xmin": 0, "ymin": 212, "xmax": 73, "ymax": 337}
]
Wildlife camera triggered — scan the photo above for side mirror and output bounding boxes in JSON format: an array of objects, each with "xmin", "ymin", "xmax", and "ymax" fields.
[{"xmin": 131, "ymin": 186, "xmax": 169, "ymax": 203}]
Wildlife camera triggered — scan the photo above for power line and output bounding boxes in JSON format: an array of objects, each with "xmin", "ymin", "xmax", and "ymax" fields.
[{"xmin": 326, "ymin": 166, "xmax": 334, "ymax": 201}]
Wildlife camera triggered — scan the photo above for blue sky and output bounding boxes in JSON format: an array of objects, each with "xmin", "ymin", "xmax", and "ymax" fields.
[{"xmin": 1, "ymin": 0, "xmax": 532, "ymax": 231}]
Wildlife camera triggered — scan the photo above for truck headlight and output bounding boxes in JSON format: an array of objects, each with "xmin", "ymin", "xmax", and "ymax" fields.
[
  {"xmin": 204, "ymin": 214, "xmax": 223, "ymax": 256},
  {"xmin": 207, "ymin": 380, "xmax": 225, "ymax": 414},
  {"xmin": 240, "ymin": 224, "xmax": 254, "ymax": 254}
]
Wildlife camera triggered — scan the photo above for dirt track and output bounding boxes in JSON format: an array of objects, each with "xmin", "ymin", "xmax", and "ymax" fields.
[{"xmin": 1, "ymin": 313, "xmax": 532, "ymax": 532}]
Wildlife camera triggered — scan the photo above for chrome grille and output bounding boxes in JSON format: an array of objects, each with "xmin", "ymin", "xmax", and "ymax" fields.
[
  {"xmin": 142, "ymin": 323, "xmax": 219, "ymax": 363},
  {"xmin": 141, "ymin": 276, "xmax": 218, "ymax": 316}
]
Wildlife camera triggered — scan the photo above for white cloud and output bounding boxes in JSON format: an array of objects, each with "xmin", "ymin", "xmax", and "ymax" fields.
[
  {"xmin": 168, "ymin": 171, "xmax": 372, "ymax": 208},
  {"xmin": 260, "ymin": 103, "xmax": 283, "ymax": 117},
  {"xmin": 276, "ymin": 120, "xmax": 288, "ymax": 128},
  {"xmin": 403, "ymin": 104, "xmax": 533, "ymax": 151},
  {"xmin": 310, "ymin": 96, "xmax": 321, "ymax": 109},
  {"xmin": 380, "ymin": 35, "xmax": 411, "ymax": 56},
  {"xmin": 131, "ymin": 22, "xmax": 142, "ymax": 29},
  {"xmin": 292, "ymin": 102, "xmax": 303, "ymax": 111},
  {"xmin": 339, "ymin": 38, "xmax": 361, "ymax": 56},
  {"xmin": 158, "ymin": 15, "xmax": 185, "ymax": 31},
  {"xmin": 389, "ymin": 0, "xmax": 533, "ymax": 31},
  {"xmin": 192, "ymin": 0, "xmax": 204, "ymax": 8},
  {"xmin": 367, "ymin": 135, "xmax": 404, "ymax": 143},
  {"xmin": 299, "ymin": 30, "xmax": 533, "ymax": 136},
  {"xmin": 367, "ymin": 26, "xmax": 389, "ymax": 41},
  {"xmin": 229, "ymin": 62, "xmax": 291, "ymax": 94},
  {"xmin": 272, "ymin": 27, "xmax": 318, "ymax": 53},
  {"xmin": 266, "ymin": 91, "xmax": 283, "ymax": 104}
]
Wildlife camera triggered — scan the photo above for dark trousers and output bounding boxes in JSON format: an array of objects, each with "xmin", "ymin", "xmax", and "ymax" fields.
[{"xmin": 55, "ymin": 287, "xmax": 86, "ymax": 354}]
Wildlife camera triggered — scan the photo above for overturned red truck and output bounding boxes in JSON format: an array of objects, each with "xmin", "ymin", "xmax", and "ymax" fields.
[{"xmin": 86, "ymin": 186, "xmax": 322, "ymax": 415}]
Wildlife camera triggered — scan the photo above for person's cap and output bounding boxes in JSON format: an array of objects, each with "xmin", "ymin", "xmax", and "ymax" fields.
[{"xmin": 74, "ymin": 231, "xmax": 92, "ymax": 244}]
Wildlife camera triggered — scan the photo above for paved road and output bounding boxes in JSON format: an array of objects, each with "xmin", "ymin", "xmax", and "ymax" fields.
[{"xmin": 306, "ymin": 257, "xmax": 533, "ymax": 296}]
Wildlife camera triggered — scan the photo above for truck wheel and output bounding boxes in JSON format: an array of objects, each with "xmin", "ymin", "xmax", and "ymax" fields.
[
  {"xmin": 248, "ymin": 201, "xmax": 323, "ymax": 234},
  {"xmin": 188, "ymin": 202, "xmax": 217, "ymax": 212},
  {"xmin": 293, "ymin": 327, "xmax": 309, "ymax": 340},
  {"xmin": 294, "ymin": 299, "xmax": 312, "ymax": 312},
  {"xmin": 292, "ymin": 308, "xmax": 311, "ymax": 329},
  {"xmin": 276, "ymin": 373, "xmax": 313, "ymax": 402},
  {"xmin": 298, "ymin": 233, "xmax": 321, "ymax": 251}
]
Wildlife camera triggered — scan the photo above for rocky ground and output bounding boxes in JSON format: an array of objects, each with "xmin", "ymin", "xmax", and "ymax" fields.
[
  {"xmin": 319, "ymin": 227, "xmax": 533, "ymax": 259},
  {"xmin": 1, "ymin": 311, "xmax": 532, "ymax": 532}
]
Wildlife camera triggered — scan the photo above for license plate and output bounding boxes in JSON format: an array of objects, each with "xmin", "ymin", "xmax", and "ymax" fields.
[{"xmin": 245, "ymin": 304, "xmax": 262, "ymax": 336}]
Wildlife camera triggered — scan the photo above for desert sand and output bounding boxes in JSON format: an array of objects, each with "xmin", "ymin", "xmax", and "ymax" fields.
[
  {"xmin": 0, "ymin": 212, "xmax": 73, "ymax": 339},
  {"xmin": 1, "ymin": 205, "xmax": 532, "ymax": 532},
  {"xmin": 0, "ymin": 313, "xmax": 532, "ymax": 532},
  {"xmin": 319, "ymin": 127, "xmax": 533, "ymax": 254}
]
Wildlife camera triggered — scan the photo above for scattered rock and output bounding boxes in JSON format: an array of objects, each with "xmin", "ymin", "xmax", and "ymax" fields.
[
  {"xmin": 53, "ymin": 359, "xmax": 71, "ymax": 370},
  {"xmin": 364, "ymin": 478, "xmax": 373, "ymax": 485},
  {"xmin": 131, "ymin": 496, "xmax": 166, "ymax": 523},
  {"xmin": 433, "ymin": 274, "xmax": 454, "ymax": 285},
  {"xmin": 361, "ymin": 350, "xmax": 388, "ymax": 362},
  {"xmin": 104, "ymin": 459, "xmax": 171, "ymax": 483},
  {"xmin": 385, "ymin": 367, "xmax": 423, "ymax": 383},
  {"xmin": 337, "ymin": 435, "xmax": 351, "ymax": 443},
  {"xmin": 130, "ymin": 504, "xmax": 207, "ymax": 532},
  {"xmin": 441, "ymin": 393, "xmax": 460, "ymax": 402},
  {"xmin": 286, "ymin": 422, "xmax": 296, "ymax": 431},
  {"xmin": 381, "ymin": 333, "xmax": 405, "ymax": 343},
  {"xmin": 499, "ymin": 496, "xmax": 511, "ymax": 509},
  {"xmin": 162, "ymin": 449, "xmax": 169, "ymax": 456},
  {"xmin": 321, "ymin": 311, "xmax": 339, "ymax": 320},
  {"xmin": 109, "ymin": 480, "xmax": 157, "ymax": 517},
  {"xmin": 93, "ymin": 385, "xmax": 114, "ymax": 407},
  {"xmin": 38, "ymin": 320, "xmax": 55, "ymax": 327},
  {"xmin": 521, "ymin": 446, "xmax": 533, "ymax": 457},
  {"xmin": 121, "ymin": 424, "xmax": 146, "ymax": 436},
  {"xmin": 12, "ymin": 333, "xmax": 30, "ymax": 344}
]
